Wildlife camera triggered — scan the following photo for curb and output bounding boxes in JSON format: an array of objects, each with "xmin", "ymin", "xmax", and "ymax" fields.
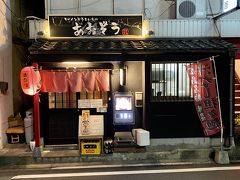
[{"xmin": 0, "ymin": 160, "xmax": 214, "ymax": 170}]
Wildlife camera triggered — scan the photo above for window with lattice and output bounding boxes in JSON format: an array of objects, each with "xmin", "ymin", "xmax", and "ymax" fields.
[{"xmin": 151, "ymin": 62, "xmax": 193, "ymax": 101}]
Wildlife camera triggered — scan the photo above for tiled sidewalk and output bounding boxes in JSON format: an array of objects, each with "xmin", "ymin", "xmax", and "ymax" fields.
[{"xmin": 0, "ymin": 144, "xmax": 32, "ymax": 157}]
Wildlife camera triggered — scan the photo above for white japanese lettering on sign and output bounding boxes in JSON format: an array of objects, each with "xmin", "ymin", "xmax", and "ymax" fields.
[{"xmin": 49, "ymin": 15, "xmax": 143, "ymax": 37}]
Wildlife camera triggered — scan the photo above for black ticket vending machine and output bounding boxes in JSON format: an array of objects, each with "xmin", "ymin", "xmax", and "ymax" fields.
[{"xmin": 113, "ymin": 92, "xmax": 135, "ymax": 144}]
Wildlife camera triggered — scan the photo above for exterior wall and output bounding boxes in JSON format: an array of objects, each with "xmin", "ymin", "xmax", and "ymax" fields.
[
  {"xmin": 219, "ymin": 19, "xmax": 240, "ymax": 37},
  {"xmin": 221, "ymin": 9, "xmax": 240, "ymax": 19},
  {"xmin": 111, "ymin": 61, "xmax": 143, "ymax": 92},
  {"xmin": 29, "ymin": 0, "xmax": 240, "ymax": 39},
  {"xmin": 29, "ymin": 18, "xmax": 240, "ymax": 39},
  {"xmin": 150, "ymin": 138, "xmax": 222, "ymax": 149},
  {"xmin": 146, "ymin": 19, "xmax": 218, "ymax": 37},
  {"xmin": 0, "ymin": 0, "xmax": 13, "ymax": 149},
  {"xmin": 44, "ymin": 0, "xmax": 224, "ymax": 20},
  {"xmin": 45, "ymin": 0, "xmax": 144, "ymax": 18},
  {"xmin": 12, "ymin": 44, "xmax": 33, "ymax": 113},
  {"xmin": 11, "ymin": 0, "xmax": 44, "ymax": 114},
  {"xmin": 219, "ymin": 9, "xmax": 240, "ymax": 37},
  {"xmin": 125, "ymin": 61, "xmax": 143, "ymax": 92}
]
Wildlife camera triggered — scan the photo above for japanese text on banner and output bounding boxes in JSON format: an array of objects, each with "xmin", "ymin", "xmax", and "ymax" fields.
[{"xmin": 186, "ymin": 59, "xmax": 221, "ymax": 136}]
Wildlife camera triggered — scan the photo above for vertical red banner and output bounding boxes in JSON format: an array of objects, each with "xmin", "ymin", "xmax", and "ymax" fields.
[{"xmin": 186, "ymin": 59, "xmax": 221, "ymax": 136}]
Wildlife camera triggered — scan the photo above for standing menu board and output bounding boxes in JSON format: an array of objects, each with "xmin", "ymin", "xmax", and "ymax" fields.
[{"xmin": 79, "ymin": 114, "xmax": 104, "ymax": 136}]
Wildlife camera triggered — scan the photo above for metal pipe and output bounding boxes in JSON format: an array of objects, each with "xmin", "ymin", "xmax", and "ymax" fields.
[
  {"xmin": 229, "ymin": 55, "xmax": 235, "ymax": 148},
  {"xmin": 212, "ymin": 57, "xmax": 224, "ymax": 151}
]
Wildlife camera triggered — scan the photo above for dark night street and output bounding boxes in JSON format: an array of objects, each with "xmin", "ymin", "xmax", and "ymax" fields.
[{"xmin": 0, "ymin": 163, "xmax": 240, "ymax": 180}]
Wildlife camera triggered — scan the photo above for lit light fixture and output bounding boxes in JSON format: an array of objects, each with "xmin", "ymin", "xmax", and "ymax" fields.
[
  {"xmin": 120, "ymin": 65, "xmax": 127, "ymax": 86},
  {"xmin": 61, "ymin": 61, "xmax": 91, "ymax": 69},
  {"xmin": 61, "ymin": 61, "xmax": 90, "ymax": 65},
  {"xmin": 142, "ymin": 21, "xmax": 155, "ymax": 37},
  {"xmin": 142, "ymin": 21, "xmax": 149, "ymax": 37},
  {"xmin": 20, "ymin": 66, "xmax": 41, "ymax": 96}
]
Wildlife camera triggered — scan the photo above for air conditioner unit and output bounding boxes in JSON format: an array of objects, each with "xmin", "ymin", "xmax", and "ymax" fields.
[{"xmin": 176, "ymin": 0, "xmax": 207, "ymax": 19}]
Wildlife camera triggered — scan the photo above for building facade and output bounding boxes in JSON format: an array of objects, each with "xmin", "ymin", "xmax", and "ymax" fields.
[
  {"xmin": 26, "ymin": 0, "xmax": 240, "ymax": 156},
  {"xmin": 1, "ymin": 0, "xmax": 240, "ymax": 157}
]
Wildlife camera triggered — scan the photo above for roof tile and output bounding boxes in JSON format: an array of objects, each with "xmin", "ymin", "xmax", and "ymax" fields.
[{"xmin": 29, "ymin": 38, "xmax": 235, "ymax": 54}]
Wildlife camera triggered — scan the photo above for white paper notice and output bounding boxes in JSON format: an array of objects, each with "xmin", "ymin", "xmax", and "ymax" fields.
[
  {"xmin": 90, "ymin": 99, "xmax": 103, "ymax": 108},
  {"xmin": 78, "ymin": 99, "xmax": 91, "ymax": 108},
  {"xmin": 79, "ymin": 115, "xmax": 104, "ymax": 136}
]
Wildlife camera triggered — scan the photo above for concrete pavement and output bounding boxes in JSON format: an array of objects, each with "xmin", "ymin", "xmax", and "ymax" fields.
[
  {"xmin": 1, "ymin": 143, "xmax": 240, "ymax": 168},
  {"xmin": 0, "ymin": 143, "xmax": 214, "ymax": 168}
]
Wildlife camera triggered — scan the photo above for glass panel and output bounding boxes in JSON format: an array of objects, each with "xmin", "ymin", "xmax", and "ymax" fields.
[
  {"xmin": 71, "ymin": 93, "xmax": 77, "ymax": 108},
  {"xmin": 69, "ymin": 92, "xmax": 77, "ymax": 108},
  {"xmin": 165, "ymin": 63, "xmax": 177, "ymax": 96},
  {"xmin": 178, "ymin": 63, "xmax": 192, "ymax": 97},
  {"xmin": 48, "ymin": 92, "xmax": 78, "ymax": 109},
  {"xmin": 151, "ymin": 62, "xmax": 193, "ymax": 101},
  {"xmin": 80, "ymin": 91, "xmax": 87, "ymax": 99},
  {"xmin": 94, "ymin": 91, "xmax": 101, "ymax": 99},
  {"xmin": 87, "ymin": 92, "xmax": 93, "ymax": 99},
  {"xmin": 48, "ymin": 93, "xmax": 55, "ymax": 109},
  {"xmin": 48, "ymin": 91, "xmax": 108, "ymax": 109},
  {"xmin": 55, "ymin": 93, "xmax": 63, "ymax": 108},
  {"xmin": 62, "ymin": 93, "xmax": 68, "ymax": 108},
  {"xmin": 102, "ymin": 91, "xmax": 108, "ymax": 107},
  {"xmin": 72, "ymin": 101, "xmax": 77, "ymax": 108},
  {"xmin": 56, "ymin": 102, "xmax": 62, "ymax": 108}
]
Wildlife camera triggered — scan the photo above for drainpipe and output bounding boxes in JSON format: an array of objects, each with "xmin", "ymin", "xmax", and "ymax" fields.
[
  {"xmin": 32, "ymin": 63, "xmax": 41, "ymax": 157},
  {"xmin": 228, "ymin": 54, "xmax": 235, "ymax": 149}
]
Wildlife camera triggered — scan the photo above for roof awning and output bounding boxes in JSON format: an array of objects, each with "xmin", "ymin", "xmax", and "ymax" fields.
[{"xmin": 28, "ymin": 38, "xmax": 236, "ymax": 62}]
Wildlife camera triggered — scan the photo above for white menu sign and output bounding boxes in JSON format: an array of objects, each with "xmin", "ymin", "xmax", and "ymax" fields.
[
  {"xmin": 79, "ymin": 115, "xmax": 104, "ymax": 136},
  {"xmin": 78, "ymin": 99, "xmax": 103, "ymax": 108},
  {"xmin": 78, "ymin": 99, "xmax": 91, "ymax": 108}
]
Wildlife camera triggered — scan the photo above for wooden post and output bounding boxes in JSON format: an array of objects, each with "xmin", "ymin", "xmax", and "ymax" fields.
[{"xmin": 32, "ymin": 63, "xmax": 41, "ymax": 157}]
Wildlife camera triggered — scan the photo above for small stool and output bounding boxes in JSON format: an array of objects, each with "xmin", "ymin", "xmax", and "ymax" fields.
[{"xmin": 6, "ymin": 126, "xmax": 25, "ymax": 144}]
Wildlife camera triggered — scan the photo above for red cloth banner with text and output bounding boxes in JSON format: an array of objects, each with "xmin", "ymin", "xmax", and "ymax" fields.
[{"xmin": 186, "ymin": 59, "xmax": 221, "ymax": 136}]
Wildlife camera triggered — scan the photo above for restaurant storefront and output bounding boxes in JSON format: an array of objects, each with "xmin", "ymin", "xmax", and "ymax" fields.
[
  {"xmin": 27, "ymin": 38, "xmax": 236, "ymax": 156},
  {"xmin": 25, "ymin": 15, "xmax": 236, "ymax": 157}
]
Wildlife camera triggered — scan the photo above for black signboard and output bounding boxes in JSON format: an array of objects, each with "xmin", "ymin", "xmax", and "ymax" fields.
[{"xmin": 49, "ymin": 15, "xmax": 143, "ymax": 38}]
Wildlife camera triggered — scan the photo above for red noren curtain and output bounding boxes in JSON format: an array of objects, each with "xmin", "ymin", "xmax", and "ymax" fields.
[{"xmin": 40, "ymin": 70, "xmax": 109, "ymax": 92}]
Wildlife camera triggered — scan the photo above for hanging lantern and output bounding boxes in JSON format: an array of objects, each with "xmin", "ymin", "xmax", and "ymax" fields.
[{"xmin": 20, "ymin": 66, "xmax": 41, "ymax": 95}]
